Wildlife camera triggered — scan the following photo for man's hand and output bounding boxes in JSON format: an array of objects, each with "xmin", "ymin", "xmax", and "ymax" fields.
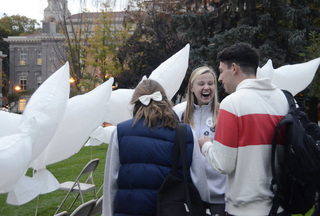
[{"xmin": 198, "ymin": 136, "xmax": 212, "ymax": 148}]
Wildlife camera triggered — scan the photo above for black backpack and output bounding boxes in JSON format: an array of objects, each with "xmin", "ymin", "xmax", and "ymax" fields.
[{"xmin": 269, "ymin": 90, "xmax": 320, "ymax": 216}]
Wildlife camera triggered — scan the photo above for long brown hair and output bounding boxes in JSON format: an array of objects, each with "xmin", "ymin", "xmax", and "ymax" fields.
[
  {"xmin": 131, "ymin": 79, "xmax": 178, "ymax": 129},
  {"xmin": 183, "ymin": 66, "xmax": 220, "ymax": 128}
]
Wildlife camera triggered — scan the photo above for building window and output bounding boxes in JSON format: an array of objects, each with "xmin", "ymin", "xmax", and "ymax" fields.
[
  {"xmin": 19, "ymin": 99, "xmax": 26, "ymax": 112},
  {"xmin": 37, "ymin": 76, "xmax": 42, "ymax": 87},
  {"xmin": 37, "ymin": 50, "xmax": 42, "ymax": 65},
  {"xmin": 20, "ymin": 76, "xmax": 27, "ymax": 90},
  {"xmin": 20, "ymin": 50, "xmax": 28, "ymax": 65}
]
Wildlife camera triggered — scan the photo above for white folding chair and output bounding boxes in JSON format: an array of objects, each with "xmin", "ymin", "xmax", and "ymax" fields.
[
  {"xmin": 70, "ymin": 199, "xmax": 96, "ymax": 216},
  {"xmin": 55, "ymin": 158, "xmax": 99, "ymax": 214},
  {"xmin": 54, "ymin": 211, "xmax": 68, "ymax": 216},
  {"xmin": 89, "ymin": 196, "xmax": 103, "ymax": 216}
]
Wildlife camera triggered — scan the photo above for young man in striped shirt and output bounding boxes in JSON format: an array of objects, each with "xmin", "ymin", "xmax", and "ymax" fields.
[{"xmin": 198, "ymin": 43, "xmax": 289, "ymax": 216}]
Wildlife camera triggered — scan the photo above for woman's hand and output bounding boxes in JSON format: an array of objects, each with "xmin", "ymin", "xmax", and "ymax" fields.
[{"xmin": 198, "ymin": 136, "xmax": 211, "ymax": 148}]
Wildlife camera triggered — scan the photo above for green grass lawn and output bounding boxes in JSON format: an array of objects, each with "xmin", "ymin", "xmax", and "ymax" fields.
[{"xmin": 0, "ymin": 144, "xmax": 108, "ymax": 216}]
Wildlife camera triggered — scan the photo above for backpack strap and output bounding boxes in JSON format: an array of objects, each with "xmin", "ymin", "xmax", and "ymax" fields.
[
  {"xmin": 178, "ymin": 124, "xmax": 192, "ymax": 213},
  {"xmin": 269, "ymin": 118, "xmax": 289, "ymax": 216},
  {"xmin": 282, "ymin": 90, "xmax": 296, "ymax": 110},
  {"xmin": 269, "ymin": 194, "xmax": 281, "ymax": 216},
  {"xmin": 171, "ymin": 124, "xmax": 181, "ymax": 176},
  {"xmin": 269, "ymin": 90, "xmax": 292, "ymax": 216},
  {"xmin": 176, "ymin": 123, "xmax": 194, "ymax": 216}
]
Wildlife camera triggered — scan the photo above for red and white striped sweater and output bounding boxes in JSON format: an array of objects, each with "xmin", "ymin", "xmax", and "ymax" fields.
[{"xmin": 201, "ymin": 78, "xmax": 289, "ymax": 215}]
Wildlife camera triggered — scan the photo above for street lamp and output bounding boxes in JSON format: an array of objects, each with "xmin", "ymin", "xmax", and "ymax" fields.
[
  {"xmin": 14, "ymin": 86, "xmax": 21, "ymax": 91},
  {"xmin": 14, "ymin": 85, "xmax": 21, "ymax": 113},
  {"xmin": 69, "ymin": 77, "xmax": 77, "ymax": 96},
  {"xmin": 69, "ymin": 77, "xmax": 75, "ymax": 83}
]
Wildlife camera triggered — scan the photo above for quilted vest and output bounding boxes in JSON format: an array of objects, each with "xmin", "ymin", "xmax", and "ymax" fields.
[{"xmin": 113, "ymin": 118, "xmax": 194, "ymax": 216}]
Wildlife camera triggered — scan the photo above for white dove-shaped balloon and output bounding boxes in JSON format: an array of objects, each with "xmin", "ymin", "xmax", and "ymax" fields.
[
  {"xmin": 4, "ymin": 66, "xmax": 114, "ymax": 205},
  {"xmin": 6, "ymin": 78, "xmax": 114, "ymax": 205},
  {"xmin": 0, "ymin": 62, "xmax": 70, "ymax": 197}
]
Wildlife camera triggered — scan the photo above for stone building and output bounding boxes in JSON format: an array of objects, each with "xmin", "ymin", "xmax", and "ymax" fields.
[
  {"xmin": 4, "ymin": 0, "xmax": 126, "ymax": 112},
  {"xmin": 4, "ymin": 0, "xmax": 69, "ymax": 112}
]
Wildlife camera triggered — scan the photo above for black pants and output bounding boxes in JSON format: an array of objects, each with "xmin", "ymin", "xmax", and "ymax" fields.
[
  {"xmin": 227, "ymin": 211, "xmax": 290, "ymax": 216},
  {"xmin": 203, "ymin": 203, "xmax": 226, "ymax": 216}
]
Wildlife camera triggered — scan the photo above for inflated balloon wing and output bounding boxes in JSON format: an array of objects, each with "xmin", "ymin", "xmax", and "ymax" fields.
[
  {"xmin": 31, "ymin": 77, "xmax": 113, "ymax": 168},
  {"xmin": 0, "ymin": 112, "xmax": 21, "ymax": 138},
  {"xmin": 257, "ymin": 57, "xmax": 320, "ymax": 96}
]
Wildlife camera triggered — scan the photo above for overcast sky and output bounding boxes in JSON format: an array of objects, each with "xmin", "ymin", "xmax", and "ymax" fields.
[{"xmin": 0, "ymin": 0, "xmax": 128, "ymax": 25}]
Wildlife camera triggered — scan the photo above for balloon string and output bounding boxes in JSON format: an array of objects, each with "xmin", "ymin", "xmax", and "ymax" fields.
[
  {"xmin": 91, "ymin": 146, "xmax": 93, "ymax": 160},
  {"xmin": 1, "ymin": 202, "xmax": 5, "ymax": 215},
  {"xmin": 34, "ymin": 195, "xmax": 39, "ymax": 216}
]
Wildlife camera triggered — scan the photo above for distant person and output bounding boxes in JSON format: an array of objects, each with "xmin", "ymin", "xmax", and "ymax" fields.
[
  {"xmin": 174, "ymin": 66, "xmax": 226, "ymax": 216},
  {"xmin": 1, "ymin": 105, "xmax": 8, "ymax": 112},
  {"xmin": 103, "ymin": 79, "xmax": 207, "ymax": 216},
  {"xmin": 198, "ymin": 43, "xmax": 289, "ymax": 215}
]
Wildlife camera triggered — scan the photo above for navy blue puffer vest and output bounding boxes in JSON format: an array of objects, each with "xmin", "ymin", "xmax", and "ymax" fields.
[{"xmin": 113, "ymin": 118, "xmax": 194, "ymax": 216}]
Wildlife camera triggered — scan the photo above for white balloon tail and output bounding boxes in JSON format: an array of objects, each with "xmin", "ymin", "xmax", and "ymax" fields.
[
  {"xmin": 85, "ymin": 137, "xmax": 103, "ymax": 146},
  {"xmin": 85, "ymin": 125, "xmax": 116, "ymax": 146},
  {"xmin": 35, "ymin": 169, "xmax": 60, "ymax": 194},
  {"xmin": 6, "ymin": 169, "xmax": 59, "ymax": 205},
  {"xmin": 6, "ymin": 176, "xmax": 42, "ymax": 205}
]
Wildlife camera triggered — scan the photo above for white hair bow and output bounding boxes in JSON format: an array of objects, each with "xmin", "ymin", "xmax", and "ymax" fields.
[{"xmin": 139, "ymin": 91, "xmax": 162, "ymax": 106}]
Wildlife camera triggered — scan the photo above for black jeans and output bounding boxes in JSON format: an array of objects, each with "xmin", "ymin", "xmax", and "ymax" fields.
[
  {"xmin": 227, "ymin": 211, "xmax": 290, "ymax": 216},
  {"xmin": 203, "ymin": 202, "xmax": 226, "ymax": 216}
]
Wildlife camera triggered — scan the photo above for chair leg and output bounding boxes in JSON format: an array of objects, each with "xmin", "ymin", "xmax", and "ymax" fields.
[
  {"xmin": 55, "ymin": 190, "xmax": 72, "ymax": 215},
  {"xmin": 68, "ymin": 193, "xmax": 81, "ymax": 211},
  {"xmin": 97, "ymin": 184, "xmax": 103, "ymax": 194},
  {"xmin": 66, "ymin": 189, "xmax": 97, "ymax": 212},
  {"xmin": 93, "ymin": 188, "xmax": 98, "ymax": 200}
]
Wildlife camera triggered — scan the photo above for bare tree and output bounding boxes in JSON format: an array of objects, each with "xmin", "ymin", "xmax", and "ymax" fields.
[{"xmin": 47, "ymin": 0, "xmax": 96, "ymax": 95}]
